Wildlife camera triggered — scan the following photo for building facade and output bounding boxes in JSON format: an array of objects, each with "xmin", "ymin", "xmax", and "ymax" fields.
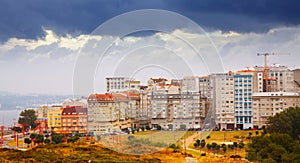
[
  {"xmin": 106, "ymin": 77, "xmax": 140, "ymax": 93},
  {"xmin": 147, "ymin": 83, "xmax": 207, "ymax": 130},
  {"xmin": 254, "ymin": 65, "xmax": 295, "ymax": 92},
  {"xmin": 252, "ymin": 91, "xmax": 300, "ymax": 128},
  {"xmin": 47, "ymin": 108, "xmax": 63, "ymax": 132},
  {"xmin": 87, "ymin": 92, "xmax": 141, "ymax": 135},
  {"xmin": 234, "ymin": 72, "xmax": 253, "ymax": 129},
  {"xmin": 210, "ymin": 73, "xmax": 235, "ymax": 130},
  {"xmin": 61, "ymin": 106, "xmax": 88, "ymax": 134}
]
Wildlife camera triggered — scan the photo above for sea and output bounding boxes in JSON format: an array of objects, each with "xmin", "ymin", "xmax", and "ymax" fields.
[{"xmin": 0, "ymin": 109, "xmax": 22, "ymax": 127}]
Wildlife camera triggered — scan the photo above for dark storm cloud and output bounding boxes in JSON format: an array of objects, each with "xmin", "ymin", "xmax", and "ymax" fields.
[{"xmin": 0, "ymin": 0, "xmax": 299, "ymax": 42}]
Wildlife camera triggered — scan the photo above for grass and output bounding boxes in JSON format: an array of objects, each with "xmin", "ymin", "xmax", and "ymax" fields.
[
  {"xmin": 187, "ymin": 130, "xmax": 260, "ymax": 158},
  {"xmin": 205, "ymin": 130, "xmax": 256, "ymax": 144},
  {"xmin": 6, "ymin": 140, "xmax": 25, "ymax": 147},
  {"xmin": 0, "ymin": 143, "xmax": 187, "ymax": 162}
]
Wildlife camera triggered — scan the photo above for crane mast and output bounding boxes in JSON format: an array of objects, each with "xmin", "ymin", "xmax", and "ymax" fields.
[{"xmin": 257, "ymin": 53, "xmax": 289, "ymax": 92}]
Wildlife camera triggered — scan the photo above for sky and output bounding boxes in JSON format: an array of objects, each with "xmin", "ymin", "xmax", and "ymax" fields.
[{"xmin": 0, "ymin": 0, "xmax": 300, "ymax": 95}]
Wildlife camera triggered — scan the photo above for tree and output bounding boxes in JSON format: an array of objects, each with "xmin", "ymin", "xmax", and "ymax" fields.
[
  {"xmin": 67, "ymin": 134, "xmax": 80, "ymax": 143},
  {"xmin": 157, "ymin": 125, "xmax": 162, "ymax": 130},
  {"xmin": 200, "ymin": 139, "xmax": 206, "ymax": 148},
  {"xmin": 249, "ymin": 132, "xmax": 253, "ymax": 137},
  {"xmin": 196, "ymin": 139, "xmax": 200, "ymax": 146},
  {"xmin": 36, "ymin": 134, "xmax": 44, "ymax": 144},
  {"xmin": 239, "ymin": 142, "xmax": 245, "ymax": 149},
  {"xmin": 247, "ymin": 133, "xmax": 299, "ymax": 162},
  {"xmin": 223, "ymin": 146, "xmax": 227, "ymax": 153},
  {"xmin": 30, "ymin": 133, "xmax": 36, "ymax": 143},
  {"xmin": 44, "ymin": 138, "xmax": 51, "ymax": 144},
  {"xmin": 18, "ymin": 109, "xmax": 37, "ymax": 129},
  {"xmin": 145, "ymin": 126, "xmax": 151, "ymax": 130},
  {"xmin": 233, "ymin": 142, "xmax": 238, "ymax": 148},
  {"xmin": 52, "ymin": 132, "xmax": 64, "ymax": 144},
  {"xmin": 24, "ymin": 138, "xmax": 31, "ymax": 147},
  {"xmin": 194, "ymin": 142, "xmax": 199, "ymax": 148},
  {"xmin": 206, "ymin": 143, "xmax": 212, "ymax": 150},
  {"xmin": 11, "ymin": 127, "xmax": 22, "ymax": 133},
  {"xmin": 267, "ymin": 107, "xmax": 300, "ymax": 140}
]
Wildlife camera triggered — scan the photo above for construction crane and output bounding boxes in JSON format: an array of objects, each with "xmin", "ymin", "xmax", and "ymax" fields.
[
  {"xmin": 257, "ymin": 53, "xmax": 290, "ymax": 92},
  {"xmin": 257, "ymin": 53, "xmax": 289, "ymax": 79}
]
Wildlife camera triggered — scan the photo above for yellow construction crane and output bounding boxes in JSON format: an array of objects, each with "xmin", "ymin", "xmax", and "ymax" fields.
[{"xmin": 257, "ymin": 53, "xmax": 289, "ymax": 79}]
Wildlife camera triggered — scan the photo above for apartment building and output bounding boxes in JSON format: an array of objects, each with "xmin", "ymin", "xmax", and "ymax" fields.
[
  {"xmin": 252, "ymin": 91, "xmax": 300, "ymax": 128},
  {"xmin": 61, "ymin": 106, "xmax": 88, "ymax": 134},
  {"xmin": 181, "ymin": 76, "xmax": 200, "ymax": 93},
  {"xmin": 62, "ymin": 98, "xmax": 87, "ymax": 108},
  {"xmin": 106, "ymin": 77, "xmax": 140, "ymax": 93},
  {"xmin": 87, "ymin": 92, "xmax": 141, "ymax": 135},
  {"xmin": 148, "ymin": 83, "xmax": 206, "ymax": 130},
  {"xmin": 254, "ymin": 65, "xmax": 295, "ymax": 92},
  {"xmin": 47, "ymin": 108, "xmax": 63, "ymax": 132},
  {"xmin": 36, "ymin": 104, "xmax": 62, "ymax": 120},
  {"xmin": 234, "ymin": 71, "xmax": 254, "ymax": 129},
  {"xmin": 209, "ymin": 73, "xmax": 235, "ymax": 130}
]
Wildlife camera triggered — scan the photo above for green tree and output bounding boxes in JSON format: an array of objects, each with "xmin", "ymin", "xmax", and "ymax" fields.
[
  {"xmin": 267, "ymin": 107, "xmax": 300, "ymax": 140},
  {"xmin": 194, "ymin": 142, "xmax": 199, "ymax": 148},
  {"xmin": 11, "ymin": 127, "xmax": 22, "ymax": 133},
  {"xmin": 157, "ymin": 125, "xmax": 162, "ymax": 130},
  {"xmin": 18, "ymin": 109, "xmax": 37, "ymax": 129},
  {"xmin": 211, "ymin": 142, "xmax": 217, "ymax": 149},
  {"xmin": 67, "ymin": 134, "xmax": 80, "ymax": 143},
  {"xmin": 223, "ymin": 146, "xmax": 227, "ymax": 153},
  {"xmin": 24, "ymin": 138, "xmax": 31, "ymax": 147},
  {"xmin": 247, "ymin": 133, "xmax": 300, "ymax": 162},
  {"xmin": 233, "ymin": 142, "xmax": 238, "ymax": 148},
  {"xmin": 30, "ymin": 133, "xmax": 36, "ymax": 143},
  {"xmin": 145, "ymin": 126, "xmax": 151, "ymax": 130},
  {"xmin": 36, "ymin": 134, "xmax": 44, "ymax": 144},
  {"xmin": 44, "ymin": 138, "xmax": 51, "ymax": 144},
  {"xmin": 196, "ymin": 139, "xmax": 200, "ymax": 146},
  {"xmin": 51, "ymin": 132, "xmax": 64, "ymax": 144},
  {"xmin": 200, "ymin": 139, "xmax": 206, "ymax": 148},
  {"xmin": 206, "ymin": 143, "xmax": 212, "ymax": 150},
  {"xmin": 206, "ymin": 135, "xmax": 211, "ymax": 140}
]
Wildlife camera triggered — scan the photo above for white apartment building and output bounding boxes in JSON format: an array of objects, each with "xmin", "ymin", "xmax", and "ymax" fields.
[
  {"xmin": 181, "ymin": 76, "xmax": 200, "ymax": 93},
  {"xmin": 199, "ymin": 76, "xmax": 211, "ymax": 99},
  {"xmin": 252, "ymin": 91, "xmax": 300, "ymax": 128},
  {"xmin": 148, "ymin": 84, "xmax": 206, "ymax": 130},
  {"xmin": 209, "ymin": 73, "xmax": 235, "ymax": 130},
  {"xmin": 106, "ymin": 77, "xmax": 140, "ymax": 93}
]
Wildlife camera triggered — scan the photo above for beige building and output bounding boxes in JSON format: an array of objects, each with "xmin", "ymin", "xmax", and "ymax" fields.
[
  {"xmin": 36, "ymin": 104, "xmax": 62, "ymax": 119},
  {"xmin": 106, "ymin": 77, "xmax": 140, "ymax": 93},
  {"xmin": 252, "ymin": 91, "xmax": 300, "ymax": 128},
  {"xmin": 210, "ymin": 73, "xmax": 235, "ymax": 130},
  {"xmin": 148, "ymin": 83, "xmax": 207, "ymax": 130},
  {"xmin": 87, "ymin": 92, "xmax": 141, "ymax": 135},
  {"xmin": 62, "ymin": 98, "xmax": 87, "ymax": 108},
  {"xmin": 254, "ymin": 65, "xmax": 295, "ymax": 92}
]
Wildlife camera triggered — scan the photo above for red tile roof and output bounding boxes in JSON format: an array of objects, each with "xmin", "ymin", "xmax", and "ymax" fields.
[
  {"xmin": 62, "ymin": 107, "xmax": 87, "ymax": 115},
  {"xmin": 88, "ymin": 92, "xmax": 140, "ymax": 102}
]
